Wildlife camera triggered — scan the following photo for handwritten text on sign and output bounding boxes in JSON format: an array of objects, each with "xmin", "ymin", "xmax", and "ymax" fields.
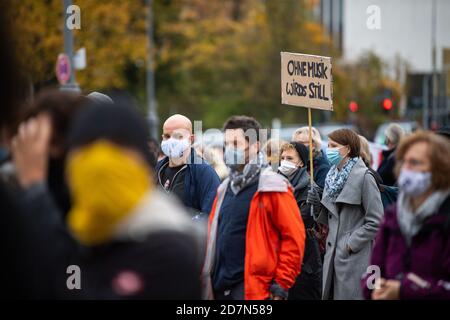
[{"xmin": 281, "ymin": 52, "xmax": 333, "ymax": 111}]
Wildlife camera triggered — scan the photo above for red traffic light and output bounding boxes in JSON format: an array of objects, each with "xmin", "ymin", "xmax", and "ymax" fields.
[
  {"xmin": 382, "ymin": 98, "xmax": 393, "ymax": 110},
  {"xmin": 349, "ymin": 101, "xmax": 358, "ymax": 113}
]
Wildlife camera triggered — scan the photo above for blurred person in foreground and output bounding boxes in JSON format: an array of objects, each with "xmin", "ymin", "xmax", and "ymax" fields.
[
  {"xmin": 156, "ymin": 114, "xmax": 220, "ymax": 218},
  {"xmin": 362, "ymin": 132, "xmax": 450, "ymax": 300},
  {"xmin": 7, "ymin": 90, "xmax": 115, "ymax": 298},
  {"xmin": 307, "ymin": 128, "xmax": 384, "ymax": 299},
  {"xmin": 278, "ymin": 141, "xmax": 322, "ymax": 300},
  {"xmin": 64, "ymin": 102, "xmax": 203, "ymax": 299},
  {"xmin": 10, "ymin": 96, "xmax": 203, "ymax": 299},
  {"xmin": 292, "ymin": 126, "xmax": 330, "ymax": 189},
  {"xmin": 0, "ymin": 1, "xmax": 36, "ymax": 298},
  {"xmin": 12, "ymin": 89, "xmax": 90, "ymax": 216},
  {"xmin": 377, "ymin": 123, "xmax": 405, "ymax": 186},
  {"xmin": 8, "ymin": 90, "xmax": 90, "ymax": 297},
  {"xmin": 202, "ymin": 115, "xmax": 305, "ymax": 300}
]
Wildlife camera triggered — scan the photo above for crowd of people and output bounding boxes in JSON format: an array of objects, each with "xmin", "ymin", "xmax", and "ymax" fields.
[{"xmin": 1, "ymin": 8, "xmax": 450, "ymax": 301}]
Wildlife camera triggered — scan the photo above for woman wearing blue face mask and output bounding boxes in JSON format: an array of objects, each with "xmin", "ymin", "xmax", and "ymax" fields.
[
  {"xmin": 362, "ymin": 131, "xmax": 450, "ymax": 300},
  {"xmin": 307, "ymin": 128, "xmax": 384, "ymax": 300}
]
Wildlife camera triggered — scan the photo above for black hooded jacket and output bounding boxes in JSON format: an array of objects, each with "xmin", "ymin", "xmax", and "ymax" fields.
[{"xmin": 280, "ymin": 167, "xmax": 323, "ymax": 300}]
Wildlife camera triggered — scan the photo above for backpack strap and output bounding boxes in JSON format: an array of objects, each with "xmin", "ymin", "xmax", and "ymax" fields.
[{"xmin": 365, "ymin": 168, "xmax": 383, "ymax": 192}]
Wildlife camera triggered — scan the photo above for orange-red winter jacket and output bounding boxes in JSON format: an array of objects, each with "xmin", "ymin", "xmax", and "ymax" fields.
[{"xmin": 202, "ymin": 168, "xmax": 306, "ymax": 300}]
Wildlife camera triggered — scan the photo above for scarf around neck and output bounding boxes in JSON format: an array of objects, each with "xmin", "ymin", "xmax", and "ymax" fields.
[
  {"xmin": 229, "ymin": 152, "xmax": 268, "ymax": 195},
  {"xmin": 396, "ymin": 189, "xmax": 450, "ymax": 246},
  {"xmin": 324, "ymin": 157, "xmax": 358, "ymax": 200}
]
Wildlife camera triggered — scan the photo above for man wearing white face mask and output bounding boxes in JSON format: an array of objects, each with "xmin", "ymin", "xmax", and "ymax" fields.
[{"xmin": 156, "ymin": 114, "xmax": 220, "ymax": 218}]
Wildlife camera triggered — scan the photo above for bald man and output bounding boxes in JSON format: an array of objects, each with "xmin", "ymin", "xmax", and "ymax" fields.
[{"xmin": 156, "ymin": 114, "xmax": 220, "ymax": 217}]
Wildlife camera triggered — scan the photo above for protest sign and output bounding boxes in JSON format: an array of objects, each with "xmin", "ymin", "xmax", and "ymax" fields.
[
  {"xmin": 281, "ymin": 52, "xmax": 333, "ymax": 111},
  {"xmin": 281, "ymin": 52, "xmax": 333, "ymax": 187}
]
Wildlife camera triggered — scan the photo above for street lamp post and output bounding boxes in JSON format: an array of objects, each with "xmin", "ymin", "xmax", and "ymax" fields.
[
  {"xmin": 61, "ymin": 0, "xmax": 80, "ymax": 92},
  {"xmin": 146, "ymin": 0, "xmax": 159, "ymax": 140},
  {"xmin": 431, "ymin": 0, "xmax": 438, "ymax": 128},
  {"xmin": 422, "ymin": 74, "xmax": 430, "ymax": 130}
]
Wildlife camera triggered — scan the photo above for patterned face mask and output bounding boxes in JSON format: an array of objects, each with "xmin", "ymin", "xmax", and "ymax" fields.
[
  {"xmin": 161, "ymin": 138, "xmax": 190, "ymax": 159},
  {"xmin": 398, "ymin": 168, "xmax": 432, "ymax": 197}
]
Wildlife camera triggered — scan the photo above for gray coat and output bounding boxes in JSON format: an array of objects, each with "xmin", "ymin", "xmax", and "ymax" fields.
[{"xmin": 314, "ymin": 158, "xmax": 384, "ymax": 300}]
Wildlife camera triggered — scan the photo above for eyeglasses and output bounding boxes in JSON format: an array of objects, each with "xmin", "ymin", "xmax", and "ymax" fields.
[{"xmin": 400, "ymin": 158, "xmax": 426, "ymax": 167}]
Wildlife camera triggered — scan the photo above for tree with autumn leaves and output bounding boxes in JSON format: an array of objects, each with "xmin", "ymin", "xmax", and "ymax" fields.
[{"xmin": 8, "ymin": 0, "xmax": 402, "ymax": 134}]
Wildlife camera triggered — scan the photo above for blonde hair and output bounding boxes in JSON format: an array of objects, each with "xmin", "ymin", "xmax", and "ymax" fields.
[
  {"xmin": 263, "ymin": 138, "xmax": 287, "ymax": 165},
  {"xmin": 280, "ymin": 142, "xmax": 296, "ymax": 155},
  {"xmin": 359, "ymin": 135, "xmax": 372, "ymax": 167},
  {"xmin": 194, "ymin": 145, "xmax": 228, "ymax": 180},
  {"xmin": 292, "ymin": 126, "xmax": 322, "ymax": 156}
]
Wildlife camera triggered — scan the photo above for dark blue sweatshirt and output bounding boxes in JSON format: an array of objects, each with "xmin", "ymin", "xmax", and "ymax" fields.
[{"xmin": 212, "ymin": 180, "xmax": 259, "ymax": 291}]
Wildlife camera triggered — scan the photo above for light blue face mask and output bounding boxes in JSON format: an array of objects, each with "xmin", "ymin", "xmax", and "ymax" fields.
[
  {"xmin": 326, "ymin": 147, "xmax": 344, "ymax": 166},
  {"xmin": 224, "ymin": 147, "xmax": 245, "ymax": 170}
]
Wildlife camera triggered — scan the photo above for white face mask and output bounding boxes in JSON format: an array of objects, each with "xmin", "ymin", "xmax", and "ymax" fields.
[
  {"xmin": 161, "ymin": 138, "xmax": 190, "ymax": 159},
  {"xmin": 278, "ymin": 160, "xmax": 298, "ymax": 176},
  {"xmin": 398, "ymin": 168, "xmax": 432, "ymax": 197}
]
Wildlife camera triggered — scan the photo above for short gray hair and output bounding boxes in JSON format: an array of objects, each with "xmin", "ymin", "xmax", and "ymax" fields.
[
  {"xmin": 385, "ymin": 123, "xmax": 405, "ymax": 146},
  {"xmin": 292, "ymin": 126, "xmax": 322, "ymax": 156}
]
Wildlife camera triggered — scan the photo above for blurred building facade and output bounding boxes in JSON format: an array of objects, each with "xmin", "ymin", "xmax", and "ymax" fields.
[{"xmin": 316, "ymin": 0, "xmax": 450, "ymax": 129}]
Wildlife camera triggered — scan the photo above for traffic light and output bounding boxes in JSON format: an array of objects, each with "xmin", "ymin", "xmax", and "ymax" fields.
[
  {"xmin": 382, "ymin": 98, "xmax": 393, "ymax": 111},
  {"xmin": 377, "ymin": 87, "xmax": 394, "ymax": 114},
  {"xmin": 349, "ymin": 101, "xmax": 358, "ymax": 113}
]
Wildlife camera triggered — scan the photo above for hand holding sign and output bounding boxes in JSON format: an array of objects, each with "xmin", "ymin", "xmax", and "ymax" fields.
[{"xmin": 281, "ymin": 52, "xmax": 333, "ymax": 190}]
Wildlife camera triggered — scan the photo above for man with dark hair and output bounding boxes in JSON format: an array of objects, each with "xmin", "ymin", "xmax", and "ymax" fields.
[
  {"xmin": 202, "ymin": 115, "xmax": 306, "ymax": 300},
  {"xmin": 220, "ymin": 115, "xmax": 262, "ymax": 140}
]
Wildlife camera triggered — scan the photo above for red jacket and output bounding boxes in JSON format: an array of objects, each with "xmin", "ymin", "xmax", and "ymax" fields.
[{"xmin": 202, "ymin": 168, "xmax": 306, "ymax": 300}]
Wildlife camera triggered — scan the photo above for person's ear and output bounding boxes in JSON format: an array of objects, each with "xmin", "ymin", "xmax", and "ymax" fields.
[{"xmin": 190, "ymin": 134, "xmax": 195, "ymax": 144}]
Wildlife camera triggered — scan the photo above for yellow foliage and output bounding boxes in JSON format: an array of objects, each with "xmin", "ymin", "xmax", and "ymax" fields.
[{"xmin": 10, "ymin": 0, "xmax": 147, "ymax": 91}]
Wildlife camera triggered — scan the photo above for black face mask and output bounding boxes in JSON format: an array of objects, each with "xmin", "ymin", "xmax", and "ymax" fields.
[{"xmin": 47, "ymin": 157, "xmax": 71, "ymax": 218}]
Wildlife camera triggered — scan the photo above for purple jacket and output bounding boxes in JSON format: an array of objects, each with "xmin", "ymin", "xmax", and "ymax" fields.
[{"xmin": 362, "ymin": 196, "xmax": 450, "ymax": 300}]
